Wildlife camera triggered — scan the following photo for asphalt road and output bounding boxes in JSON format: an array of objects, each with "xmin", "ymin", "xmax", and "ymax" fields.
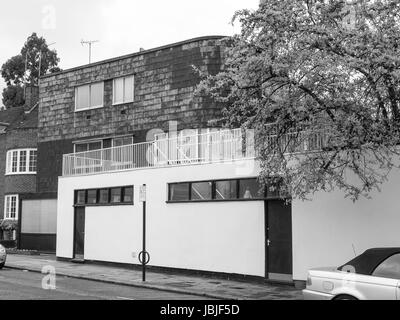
[{"xmin": 0, "ymin": 268, "xmax": 213, "ymax": 300}]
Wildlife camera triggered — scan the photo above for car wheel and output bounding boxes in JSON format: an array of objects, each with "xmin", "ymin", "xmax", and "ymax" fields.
[
  {"xmin": 334, "ymin": 294, "xmax": 358, "ymax": 300},
  {"xmin": 0, "ymin": 263, "xmax": 4, "ymax": 270}
]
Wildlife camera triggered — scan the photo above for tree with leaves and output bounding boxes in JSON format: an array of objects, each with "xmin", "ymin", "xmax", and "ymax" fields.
[
  {"xmin": 1, "ymin": 32, "xmax": 61, "ymax": 108},
  {"xmin": 197, "ymin": 0, "xmax": 400, "ymax": 200}
]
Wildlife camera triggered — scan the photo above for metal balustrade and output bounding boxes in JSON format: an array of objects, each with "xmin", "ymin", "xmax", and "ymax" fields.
[
  {"xmin": 62, "ymin": 127, "xmax": 328, "ymax": 176},
  {"xmin": 62, "ymin": 129, "xmax": 255, "ymax": 176}
]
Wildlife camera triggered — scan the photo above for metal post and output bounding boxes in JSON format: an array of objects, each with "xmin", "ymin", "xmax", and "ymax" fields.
[
  {"xmin": 89, "ymin": 43, "xmax": 92, "ymax": 64},
  {"xmin": 81, "ymin": 40, "xmax": 99, "ymax": 64},
  {"xmin": 142, "ymin": 199, "xmax": 146, "ymax": 281}
]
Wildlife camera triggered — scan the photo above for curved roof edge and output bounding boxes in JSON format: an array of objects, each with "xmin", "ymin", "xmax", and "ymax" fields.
[{"xmin": 40, "ymin": 35, "xmax": 227, "ymax": 79}]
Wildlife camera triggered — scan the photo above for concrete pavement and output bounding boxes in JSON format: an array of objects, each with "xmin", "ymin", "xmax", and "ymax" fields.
[
  {"xmin": 0, "ymin": 268, "xmax": 210, "ymax": 300},
  {"xmin": 5, "ymin": 254, "xmax": 302, "ymax": 300}
]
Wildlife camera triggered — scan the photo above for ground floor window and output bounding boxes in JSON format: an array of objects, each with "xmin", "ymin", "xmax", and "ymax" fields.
[
  {"xmin": 191, "ymin": 182, "xmax": 212, "ymax": 201},
  {"xmin": 4, "ymin": 195, "xmax": 18, "ymax": 219},
  {"xmin": 168, "ymin": 178, "xmax": 288, "ymax": 202},
  {"xmin": 239, "ymin": 178, "xmax": 265, "ymax": 199},
  {"xmin": 74, "ymin": 186, "xmax": 134, "ymax": 206}
]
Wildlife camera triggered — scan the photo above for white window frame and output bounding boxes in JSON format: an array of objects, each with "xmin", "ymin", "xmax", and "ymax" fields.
[
  {"xmin": 4, "ymin": 195, "xmax": 18, "ymax": 220},
  {"xmin": 5, "ymin": 149, "xmax": 37, "ymax": 175},
  {"xmin": 75, "ymin": 82, "xmax": 104, "ymax": 112},
  {"xmin": 113, "ymin": 75, "xmax": 135, "ymax": 105}
]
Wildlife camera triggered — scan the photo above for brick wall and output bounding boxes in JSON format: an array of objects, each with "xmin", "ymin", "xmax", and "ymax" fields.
[
  {"xmin": 4, "ymin": 175, "xmax": 36, "ymax": 194},
  {"xmin": 0, "ymin": 135, "xmax": 6, "ymax": 219},
  {"xmin": 38, "ymin": 36, "xmax": 224, "ymax": 143},
  {"xmin": 0, "ymin": 128, "xmax": 38, "ymax": 219},
  {"xmin": 37, "ymin": 139, "xmax": 73, "ymax": 193},
  {"xmin": 6, "ymin": 128, "xmax": 37, "ymax": 150}
]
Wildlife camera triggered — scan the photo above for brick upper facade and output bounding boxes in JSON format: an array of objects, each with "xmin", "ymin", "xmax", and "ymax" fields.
[
  {"xmin": 38, "ymin": 36, "xmax": 225, "ymax": 142},
  {"xmin": 37, "ymin": 36, "xmax": 226, "ymax": 193}
]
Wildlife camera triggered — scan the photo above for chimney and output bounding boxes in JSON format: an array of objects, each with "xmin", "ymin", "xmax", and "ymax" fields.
[{"xmin": 24, "ymin": 85, "xmax": 39, "ymax": 113}]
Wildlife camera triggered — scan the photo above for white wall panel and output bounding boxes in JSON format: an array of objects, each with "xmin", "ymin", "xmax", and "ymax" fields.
[{"xmin": 57, "ymin": 160, "xmax": 265, "ymax": 277}]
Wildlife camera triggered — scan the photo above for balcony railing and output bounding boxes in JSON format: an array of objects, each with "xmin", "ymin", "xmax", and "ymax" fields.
[
  {"xmin": 265, "ymin": 128, "xmax": 328, "ymax": 154},
  {"xmin": 62, "ymin": 126, "xmax": 329, "ymax": 177},
  {"xmin": 62, "ymin": 128, "xmax": 255, "ymax": 176}
]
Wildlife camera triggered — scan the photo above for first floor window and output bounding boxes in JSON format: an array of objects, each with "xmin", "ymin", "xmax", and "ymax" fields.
[
  {"xmin": 11, "ymin": 151, "xmax": 18, "ymax": 172},
  {"xmin": 19, "ymin": 150, "xmax": 27, "ymax": 172},
  {"xmin": 75, "ymin": 82, "xmax": 104, "ymax": 111},
  {"xmin": 112, "ymin": 136, "xmax": 134, "ymax": 147},
  {"xmin": 6, "ymin": 149, "xmax": 37, "ymax": 174},
  {"xmin": 74, "ymin": 141, "xmax": 103, "ymax": 153},
  {"xmin": 29, "ymin": 150, "xmax": 37, "ymax": 172},
  {"xmin": 113, "ymin": 75, "xmax": 134, "ymax": 104},
  {"xmin": 4, "ymin": 195, "xmax": 18, "ymax": 220}
]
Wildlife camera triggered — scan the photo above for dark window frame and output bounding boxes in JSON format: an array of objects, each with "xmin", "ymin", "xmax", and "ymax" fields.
[
  {"xmin": 167, "ymin": 177, "xmax": 287, "ymax": 203},
  {"xmin": 191, "ymin": 181, "xmax": 213, "ymax": 201},
  {"xmin": 74, "ymin": 186, "xmax": 134, "ymax": 207},
  {"xmin": 110, "ymin": 187, "xmax": 123, "ymax": 204},
  {"xmin": 215, "ymin": 179, "xmax": 238, "ymax": 201},
  {"xmin": 238, "ymin": 178, "xmax": 265, "ymax": 200},
  {"xmin": 122, "ymin": 186, "xmax": 134, "ymax": 203},
  {"xmin": 86, "ymin": 189, "xmax": 98, "ymax": 205},
  {"xmin": 76, "ymin": 190, "xmax": 87, "ymax": 205},
  {"xmin": 98, "ymin": 188, "xmax": 110, "ymax": 204},
  {"xmin": 168, "ymin": 182, "xmax": 191, "ymax": 202}
]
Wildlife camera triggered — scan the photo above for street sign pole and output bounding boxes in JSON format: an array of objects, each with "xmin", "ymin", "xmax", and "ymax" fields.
[
  {"xmin": 139, "ymin": 184, "xmax": 148, "ymax": 282},
  {"xmin": 142, "ymin": 198, "xmax": 146, "ymax": 282}
]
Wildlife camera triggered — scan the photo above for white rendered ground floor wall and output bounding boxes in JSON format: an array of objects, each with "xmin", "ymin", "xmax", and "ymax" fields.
[
  {"xmin": 57, "ymin": 160, "xmax": 266, "ymax": 277},
  {"xmin": 57, "ymin": 160, "xmax": 400, "ymax": 281},
  {"xmin": 292, "ymin": 168, "xmax": 400, "ymax": 280}
]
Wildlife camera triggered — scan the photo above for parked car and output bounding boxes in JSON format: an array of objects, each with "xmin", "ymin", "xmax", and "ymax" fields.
[
  {"xmin": 303, "ymin": 247, "xmax": 400, "ymax": 300},
  {"xmin": 0, "ymin": 244, "xmax": 6, "ymax": 269}
]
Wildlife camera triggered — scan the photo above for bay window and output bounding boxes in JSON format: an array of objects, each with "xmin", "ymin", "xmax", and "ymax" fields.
[{"xmin": 6, "ymin": 149, "xmax": 37, "ymax": 174}]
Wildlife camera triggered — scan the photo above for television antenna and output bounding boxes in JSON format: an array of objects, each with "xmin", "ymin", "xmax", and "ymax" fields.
[{"xmin": 81, "ymin": 39, "xmax": 99, "ymax": 64}]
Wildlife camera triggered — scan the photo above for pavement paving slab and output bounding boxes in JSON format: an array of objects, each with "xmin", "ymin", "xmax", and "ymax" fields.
[{"xmin": 4, "ymin": 254, "xmax": 303, "ymax": 300}]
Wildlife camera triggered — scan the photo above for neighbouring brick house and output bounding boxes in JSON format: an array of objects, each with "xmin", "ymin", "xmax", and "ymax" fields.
[
  {"xmin": 0, "ymin": 86, "xmax": 39, "ymax": 244},
  {"xmin": 38, "ymin": 36, "xmax": 225, "ymax": 194}
]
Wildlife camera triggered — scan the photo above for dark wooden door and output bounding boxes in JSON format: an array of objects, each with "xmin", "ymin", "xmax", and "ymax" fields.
[
  {"xmin": 74, "ymin": 207, "xmax": 85, "ymax": 260},
  {"xmin": 266, "ymin": 200, "xmax": 292, "ymax": 281}
]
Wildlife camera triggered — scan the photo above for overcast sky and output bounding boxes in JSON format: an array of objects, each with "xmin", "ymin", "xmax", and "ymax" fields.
[{"xmin": 0, "ymin": 0, "xmax": 260, "ymax": 108}]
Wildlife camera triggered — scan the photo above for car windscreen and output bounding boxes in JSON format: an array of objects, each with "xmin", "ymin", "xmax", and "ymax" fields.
[{"xmin": 338, "ymin": 248, "xmax": 400, "ymax": 275}]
